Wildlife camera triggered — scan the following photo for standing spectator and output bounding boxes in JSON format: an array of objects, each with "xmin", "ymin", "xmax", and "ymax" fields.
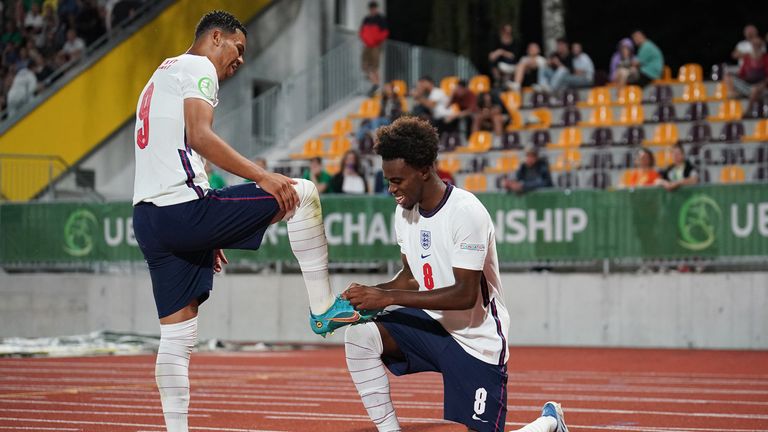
[
  {"xmin": 656, "ymin": 144, "xmax": 699, "ymax": 191},
  {"xmin": 511, "ymin": 42, "xmax": 546, "ymax": 90},
  {"xmin": 610, "ymin": 38, "xmax": 635, "ymax": 83},
  {"xmin": 621, "ymin": 148, "xmax": 660, "ymax": 187},
  {"xmin": 329, "ymin": 150, "xmax": 368, "ymax": 194},
  {"xmin": 472, "ymin": 91, "xmax": 509, "ymax": 137},
  {"xmin": 537, "ymin": 38, "xmax": 572, "ymax": 93},
  {"xmin": 444, "ymin": 79, "xmax": 477, "ymax": 136},
  {"xmin": 488, "ymin": 23, "xmax": 520, "ymax": 88},
  {"xmin": 731, "ymin": 24, "xmax": 759, "ymax": 70},
  {"xmin": 560, "ymin": 42, "xmax": 594, "ymax": 90},
  {"xmin": 410, "ymin": 75, "xmax": 451, "ymax": 131},
  {"xmin": 60, "ymin": 28, "xmax": 85, "ymax": 62},
  {"xmin": 623, "ymin": 30, "xmax": 664, "ymax": 87},
  {"xmin": 303, "ymin": 156, "xmax": 332, "ymax": 194},
  {"xmin": 727, "ymin": 37, "xmax": 768, "ymax": 109},
  {"xmin": 204, "ymin": 162, "xmax": 227, "ymax": 190},
  {"xmin": 356, "ymin": 82, "xmax": 402, "ymax": 143},
  {"xmin": 359, "ymin": 1, "xmax": 388, "ymax": 97},
  {"xmin": 504, "ymin": 146, "xmax": 553, "ymax": 194},
  {"xmin": 6, "ymin": 60, "xmax": 37, "ymax": 116}
]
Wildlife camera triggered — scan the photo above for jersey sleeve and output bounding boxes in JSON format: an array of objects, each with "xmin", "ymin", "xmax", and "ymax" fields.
[
  {"xmin": 450, "ymin": 202, "xmax": 490, "ymax": 271},
  {"xmin": 179, "ymin": 57, "xmax": 219, "ymax": 107},
  {"xmin": 394, "ymin": 207, "xmax": 406, "ymax": 254}
]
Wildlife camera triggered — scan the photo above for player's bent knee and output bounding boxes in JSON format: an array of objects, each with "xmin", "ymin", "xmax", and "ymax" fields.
[
  {"xmin": 344, "ymin": 322, "xmax": 383, "ymax": 354},
  {"xmin": 293, "ymin": 178, "xmax": 318, "ymax": 203}
]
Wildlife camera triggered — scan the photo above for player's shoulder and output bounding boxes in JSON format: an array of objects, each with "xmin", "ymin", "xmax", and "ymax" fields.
[
  {"xmin": 447, "ymin": 186, "xmax": 487, "ymax": 211},
  {"xmin": 176, "ymin": 54, "xmax": 216, "ymax": 74}
]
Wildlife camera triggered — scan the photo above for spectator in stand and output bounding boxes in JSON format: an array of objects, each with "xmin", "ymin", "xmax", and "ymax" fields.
[
  {"xmin": 330, "ymin": 150, "xmax": 369, "ymax": 194},
  {"xmin": 24, "ymin": 3, "xmax": 44, "ymax": 36},
  {"xmin": 204, "ymin": 162, "xmax": 227, "ymax": 190},
  {"xmin": 76, "ymin": 0, "xmax": 106, "ymax": 45},
  {"xmin": 303, "ymin": 156, "xmax": 332, "ymax": 194},
  {"xmin": 537, "ymin": 38, "xmax": 572, "ymax": 93},
  {"xmin": 610, "ymin": 38, "xmax": 635, "ymax": 83},
  {"xmin": 473, "ymin": 91, "xmax": 509, "ymax": 137},
  {"xmin": 621, "ymin": 30, "xmax": 664, "ymax": 87},
  {"xmin": 504, "ymin": 146, "xmax": 553, "ymax": 194},
  {"xmin": 444, "ymin": 79, "xmax": 477, "ymax": 136},
  {"xmin": 1, "ymin": 20, "xmax": 23, "ymax": 46},
  {"xmin": 560, "ymin": 42, "xmax": 594, "ymax": 90},
  {"xmin": 510, "ymin": 42, "xmax": 546, "ymax": 91},
  {"xmin": 6, "ymin": 59, "xmax": 37, "ymax": 116},
  {"xmin": 656, "ymin": 144, "xmax": 699, "ymax": 191},
  {"xmin": 111, "ymin": 0, "xmax": 142, "ymax": 30},
  {"xmin": 731, "ymin": 24, "xmax": 759, "ymax": 72},
  {"xmin": 410, "ymin": 75, "xmax": 451, "ymax": 132},
  {"xmin": 488, "ymin": 23, "xmax": 520, "ymax": 88},
  {"xmin": 621, "ymin": 148, "xmax": 660, "ymax": 187},
  {"xmin": 359, "ymin": 1, "xmax": 388, "ymax": 97},
  {"xmin": 727, "ymin": 37, "xmax": 768, "ymax": 109},
  {"xmin": 356, "ymin": 82, "xmax": 402, "ymax": 144},
  {"xmin": 60, "ymin": 28, "xmax": 85, "ymax": 62}
]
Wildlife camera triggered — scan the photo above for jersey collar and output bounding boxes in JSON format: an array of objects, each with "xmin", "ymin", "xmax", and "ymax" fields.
[{"xmin": 418, "ymin": 183, "xmax": 453, "ymax": 218}]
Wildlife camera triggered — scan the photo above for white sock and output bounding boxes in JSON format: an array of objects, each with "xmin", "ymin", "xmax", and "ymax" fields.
[
  {"xmin": 345, "ymin": 322, "xmax": 400, "ymax": 432},
  {"xmin": 511, "ymin": 416, "xmax": 557, "ymax": 432},
  {"xmin": 286, "ymin": 178, "xmax": 334, "ymax": 315},
  {"xmin": 156, "ymin": 316, "xmax": 198, "ymax": 432}
]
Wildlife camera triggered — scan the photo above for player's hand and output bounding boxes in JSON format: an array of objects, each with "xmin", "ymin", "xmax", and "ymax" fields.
[
  {"xmin": 213, "ymin": 249, "xmax": 228, "ymax": 273},
  {"xmin": 343, "ymin": 283, "xmax": 393, "ymax": 310},
  {"xmin": 258, "ymin": 171, "xmax": 299, "ymax": 212}
]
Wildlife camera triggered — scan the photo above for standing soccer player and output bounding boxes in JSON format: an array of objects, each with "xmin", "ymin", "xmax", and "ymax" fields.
[
  {"xmin": 343, "ymin": 117, "xmax": 569, "ymax": 432},
  {"xmin": 132, "ymin": 11, "xmax": 375, "ymax": 432}
]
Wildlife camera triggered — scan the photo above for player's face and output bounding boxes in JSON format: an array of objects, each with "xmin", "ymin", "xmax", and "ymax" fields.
[
  {"xmin": 382, "ymin": 159, "xmax": 428, "ymax": 210},
  {"xmin": 213, "ymin": 29, "xmax": 246, "ymax": 80}
]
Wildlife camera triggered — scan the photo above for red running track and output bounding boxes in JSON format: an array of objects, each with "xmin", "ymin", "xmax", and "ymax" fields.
[{"xmin": 0, "ymin": 347, "xmax": 766, "ymax": 431}]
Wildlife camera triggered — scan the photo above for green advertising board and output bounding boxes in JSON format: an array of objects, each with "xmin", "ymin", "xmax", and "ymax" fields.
[{"xmin": 1, "ymin": 184, "xmax": 766, "ymax": 265}]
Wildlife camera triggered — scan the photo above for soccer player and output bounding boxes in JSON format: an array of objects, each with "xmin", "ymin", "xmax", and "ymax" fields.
[
  {"xmin": 342, "ymin": 117, "xmax": 569, "ymax": 432},
  {"xmin": 131, "ymin": 11, "xmax": 374, "ymax": 432}
]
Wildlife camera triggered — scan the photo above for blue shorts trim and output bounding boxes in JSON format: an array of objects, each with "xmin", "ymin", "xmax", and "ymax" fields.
[
  {"xmin": 376, "ymin": 308, "xmax": 508, "ymax": 432},
  {"xmin": 133, "ymin": 183, "xmax": 279, "ymax": 318}
]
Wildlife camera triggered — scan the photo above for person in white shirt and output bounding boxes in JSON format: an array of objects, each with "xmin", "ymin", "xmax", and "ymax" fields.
[
  {"xmin": 60, "ymin": 29, "xmax": 86, "ymax": 61},
  {"xmin": 342, "ymin": 117, "xmax": 569, "ymax": 432},
  {"xmin": 131, "ymin": 11, "xmax": 376, "ymax": 432},
  {"xmin": 24, "ymin": 3, "xmax": 44, "ymax": 34},
  {"xmin": 6, "ymin": 62, "xmax": 38, "ymax": 116},
  {"xmin": 560, "ymin": 42, "xmax": 594, "ymax": 91},
  {"xmin": 411, "ymin": 75, "xmax": 452, "ymax": 131},
  {"xmin": 733, "ymin": 24, "xmax": 759, "ymax": 66}
]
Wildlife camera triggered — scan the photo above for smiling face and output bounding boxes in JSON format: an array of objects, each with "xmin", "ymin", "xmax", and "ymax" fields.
[
  {"xmin": 209, "ymin": 28, "xmax": 245, "ymax": 81},
  {"xmin": 382, "ymin": 159, "xmax": 430, "ymax": 210}
]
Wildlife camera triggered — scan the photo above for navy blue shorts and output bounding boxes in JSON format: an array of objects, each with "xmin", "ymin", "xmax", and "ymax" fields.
[
  {"xmin": 376, "ymin": 308, "xmax": 508, "ymax": 432},
  {"xmin": 133, "ymin": 183, "xmax": 279, "ymax": 318}
]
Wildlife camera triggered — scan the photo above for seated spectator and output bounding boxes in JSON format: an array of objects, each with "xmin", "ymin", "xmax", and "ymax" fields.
[
  {"xmin": 24, "ymin": 3, "xmax": 45, "ymax": 36},
  {"xmin": 444, "ymin": 79, "xmax": 477, "ymax": 136},
  {"xmin": 610, "ymin": 38, "xmax": 636, "ymax": 84},
  {"xmin": 472, "ymin": 91, "xmax": 509, "ymax": 137},
  {"xmin": 329, "ymin": 150, "xmax": 369, "ymax": 194},
  {"xmin": 619, "ymin": 30, "xmax": 664, "ymax": 87},
  {"xmin": 410, "ymin": 75, "xmax": 451, "ymax": 132},
  {"xmin": 356, "ymin": 82, "xmax": 402, "ymax": 143},
  {"xmin": 726, "ymin": 37, "xmax": 768, "ymax": 110},
  {"xmin": 205, "ymin": 162, "xmax": 227, "ymax": 189},
  {"xmin": 488, "ymin": 23, "xmax": 520, "ymax": 88},
  {"xmin": 730, "ymin": 24, "xmax": 759, "ymax": 73},
  {"xmin": 6, "ymin": 60, "xmax": 38, "ymax": 116},
  {"xmin": 503, "ymin": 146, "xmax": 553, "ymax": 194},
  {"xmin": 303, "ymin": 156, "xmax": 332, "ymax": 193},
  {"xmin": 510, "ymin": 42, "xmax": 546, "ymax": 91},
  {"xmin": 537, "ymin": 38, "xmax": 572, "ymax": 93},
  {"xmin": 1, "ymin": 20, "xmax": 23, "ymax": 47},
  {"xmin": 560, "ymin": 42, "xmax": 594, "ymax": 90},
  {"xmin": 621, "ymin": 148, "xmax": 660, "ymax": 187},
  {"xmin": 60, "ymin": 28, "xmax": 85, "ymax": 62},
  {"xmin": 656, "ymin": 144, "xmax": 699, "ymax": 191}
]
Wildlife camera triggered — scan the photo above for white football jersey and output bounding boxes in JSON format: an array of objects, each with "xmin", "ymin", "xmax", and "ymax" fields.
[
  {"xmin": 132, "ymin": 54, "xmax": 220, "ymax": 206},
  {"xmin": 394, "ymin": 185, "xmax": 510, "ymax": 366}
]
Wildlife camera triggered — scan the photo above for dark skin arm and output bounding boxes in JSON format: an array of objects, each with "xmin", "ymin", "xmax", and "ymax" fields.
[{"xmin": 344, "ymin": 254, "xmax": 481, "ymax": 311}]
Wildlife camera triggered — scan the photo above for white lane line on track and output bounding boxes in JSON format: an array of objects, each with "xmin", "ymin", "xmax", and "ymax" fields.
[
  {"xmin": 0, "ymin": 417, "xmax": 285, "ymax": 432},
  {"xmin": 0, "ymin": 398, "xmax": 320, "ymax": 410},
  {"xmin": 0, "ymin": 427, "xmax": 79, "ymax": 431},
  {"xmin": 0, "ymin": 408, "xmax": 208, "ymax": 418}
]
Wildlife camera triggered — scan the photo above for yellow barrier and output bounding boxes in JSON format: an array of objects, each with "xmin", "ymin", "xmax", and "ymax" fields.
[{"xmin": 0, "ymin": 0, "xmax": 271, "ymax": 201}]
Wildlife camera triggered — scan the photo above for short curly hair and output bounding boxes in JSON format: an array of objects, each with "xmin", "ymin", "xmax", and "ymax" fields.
[
  {"xmin": 195, "ymin": 10, "xmax": 247, "ymax": 40},
  {"xmin": 374, "ymin": 117, "xmax": 438, "ymax": 169}
]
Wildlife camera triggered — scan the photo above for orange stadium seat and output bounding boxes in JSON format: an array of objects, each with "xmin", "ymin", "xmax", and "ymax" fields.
[
  {"xmin": 653, "ymin": 65, "xmax": 674, "ymax": 84},
  {"xmin": 469, "ymin": 75, "xmax": 491, "ymax": 94},
  {"xmin": 440, "ymin": 76, "xmax": 459, "ymax": 96},
  {"xmin": 438, "ymin": 156, "xmax": 461, "ymax": 174},
  {"xmin": 463, "ymin": 174, "xmax": 488, "ymax": 192},
  {"xmin": 720, "ymin": 165, "xmax": 746, "ymax": 183},
  {"xmin": 506, "ymin": 109, "xmax": 524, "ymax": 131},
  {"xmin": 710, "ymin": 82, "xmax": 729, "ymax": 101},
  {"xmin": 348, "ymin": 98, "xmax": 380, "ymax": 119},
  {"xmin": 318, "ymin": 118, "xmax": 353, "ymax": 138},
  {"xmin": 290, "ymin": 138, "xmax": 324, "ymax": 159},
  {"xmin": 675, "ymin": 82, "xmax": 707, "ymax": 103},
  {"xmin": 549, "ymin": 127, "xmax": 583, "ymax": 148},
  {"xmin": 579, "ymin": 86, "xmax": 611, "ymax": 107},
  {"xmin": 643, "ymin": 123, "xmax": 679, "ymax": 147},
  {"xmin": 324, "ymin": 136, "xmax": 351, "ymax": 158},
  {"xmin": 391, "ymin": 80, "xmax": 408, "ymax": 97},
  {"xmin": 744, "ymin": 119, "xmax": 768, "ymax": 142},
  {"xmin": 615, "ymin": 85, "xmax": 643, "ymax": 105},
  {"xmin": 325, "ymin": 159, "xmax": 341, "ymax": 175},
  {"xmin": 500, "ymin": 91, "xmax": 522, "ymax": 111},
  {"xmin": 655, "ymin": 148, "xmax": 674, "ymax": 168},
  {"xmin": 580, "ymin": 106, "xmax": 613, "ymax": 127},
  {"xmin": 617, "ymin": 104, "xmax": 644, "ymax": 125},
  {"xmin": 457, "ymin": 131, "xmax": 493, "ymax": 153},
  {"xmin": 485, "ymin": 152, "xmax": 520, "ymax": 174},
  {"xmin": 527, "ymin": 108, "xmax": 552, "ymax": 129},
  {"xmin": 678, "ymin": 63, "xmax": 703, "ymax": 83},
  {"xmin": 709, "ymin": 100, "xmax": 743, "ymax": 122},
  {"xmin": 551, "ymin": 149, "xmax": 582, "ymax": 172}
]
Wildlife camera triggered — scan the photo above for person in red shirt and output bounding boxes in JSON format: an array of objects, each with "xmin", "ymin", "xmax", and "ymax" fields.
[
  {"xmin": 359, "ymin": 1, "xmax": 389, "ymax": 96},
  {"xmin": 621, "ymin": 148, "xmax": 660, "ymax": 188},
  {"xmin": 728, "ymin": 37, "xmax": 768, "ymax": 109}
]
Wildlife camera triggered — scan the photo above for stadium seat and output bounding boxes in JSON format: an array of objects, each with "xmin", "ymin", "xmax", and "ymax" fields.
[
  {"xmin": 457, "ymin": 131, "xmax": 493, "ymax": 153},
  {"xmin": 506, "ymin": 110, "xmax": 524, "ymax": 131},
  {"xmin": 587, "ymin": 150, "xmax": 614, "ymax": 169},
  {"xmin": 643, "ymin": 123, "xmax": 678, "ymax": 146},
  {"xmin": 675, "ymin": 82, "xmax": 707, "ymax": 103},
  {"xmin": 502, "ymin": 131, "xmax": 522, "ymax": 149},
  {"xmin": 561, "ymin": 107, "xmax": 582, "ymax": 126},
  {"xmin": 708, "ymin": 100, "xmax": 743, "ymax": 122},
  {"xmin": 579, "ymin": 86, "xmax": 611, "ymax": 107},
  {"xmin": 719, "ymin": 121, "xmax": 745, "ymax": 142},
  {"xmin": 650, "ymin": 84, "xmax": 673, "ymax": 103},
  {"xmin": 530, "ymin": 130, "xmax": 552, "ymax": 147},
  {"xmin": 469, "ymin": 75, "xmax": 491, "ymax": 94},
  {"xmin": 463, "ymin": 174, "xmax": 488, "ymax": 192},
  {"xmin": 485, "ymin": 152, "xmax": 520, "ymax": 174},
  {"xmin": 709, "ymin": 82, "xmax": 729, "ymax": 101},
  {"xmin": 617, "ymin": 104, "xmax": 644, "ymax": 125},
  {"xmin": 720, "ymin": 165, "xmax": 746, "ymax": 183},
  {"xmin": 590, "ymin": 171, "xmax": 611, "ymax": 189},
  {"xmin": 555, "ymin": 171, "xmax": 579, "ymax": 188},
  {"xmin": 622, "ymin": 126, "xmax": 645, "ymax": 146},
  {"xmin": 439, "ymin": 131, "xmax": 461, "ymax": 152},
  {"xmin": 678, "ymin": 63, "xmax": 703, "ymax": 83},
  {"xmin": 652, "ymin": 103, "xmax": 677, "ymax": 122},
  {"xmin": 531, "ymin": 91, "xmax": 550, "ymax": 107},
  {"xmin": 325, "ymin": 159, "xmax": 341, "ymax": 175},
  {"xmin": 324, "ymin": 136, "xmax": 352, "ymax": 158},
  {"xmin": 318, "ymin": 118, "xmax": 353, "ymax": 138},
  {"xmin": 500, "ymin": 91, "xmax": 522, "ymax": 112},
  {"xmin": 591, "ymin": 127, "xmax": 615, "ymax": 146},
  {"xmin": 615, "ymin": 85, "xmax": 643, "ymax": 105},
  {"xmin": 348, "ymin": 98, "xmax": 381, "ymax": 119},
  {"xmin": 391, "ymin": 80, "xmax": 408, "ymax": 97},
  {"xmin": 685, "ymin": 102, "xmax": 709, "ymax": 121},
  {"xmin": 580, "ymin": 105, "xmax": 613, "ymax": 126},
  {"xmin": 290, "ymin": 138, "xmax": 324, "ymax": 159},
  {"xmin": 756, "ymin": 166, "xmax": 768, "ymax": 180},
  {"xmin": 440, "ymin": 76, "xmax": 459, "ymax": 96},
  {"xmin": 561, "ymin": 88, "xmax": 579, "ymax": 106},
  {"xmin": 527, "ymin": 108, "xmax": 552, "ymax": 129},
  {"xmin": 655, "ymin": 148, "xmax": 674, "ymax": 168},
  {"xmin": 744, "ymin": 119, "xmax": 768, "ymax": 142},
  {"xmin": 754, "ymin": 145, "xmax": 768, "ymax": 163},
  {"xmin": 550, "ymin": 127, "xmax": 583, "ymax": 148},
  {"xmin": 653, "ymin": 65, "xmax": 674, "ymax": 84},
  {"xmin": 551, "ymin": 149, "xmax": 582, "ymax": 172},
  {"xmin": 438, "ymin": 155, "xmax": 461, "ymax": 174}
]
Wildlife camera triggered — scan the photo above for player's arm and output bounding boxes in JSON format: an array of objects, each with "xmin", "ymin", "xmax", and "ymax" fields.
[
  {"xmin": 183, "ymin": 98, "xmax": 298, "ymax": 211},
  {"xmin": 374, "ymin": 254, "xmax": 420, "ymax": 291}
]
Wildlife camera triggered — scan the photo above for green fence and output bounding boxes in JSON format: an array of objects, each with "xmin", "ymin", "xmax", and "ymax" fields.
[{"xmin": 1, "ymin": 184, "xmax": 766, "ymax": 265}]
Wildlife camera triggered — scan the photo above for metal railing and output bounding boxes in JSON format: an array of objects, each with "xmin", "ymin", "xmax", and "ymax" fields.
[
  {"xmin": 0, "ymin": 154, "xmax": 69, "ymax": 201},
  {"xmin": 215, "ymin": 36, "xmax": 479, "ymax": 157}
]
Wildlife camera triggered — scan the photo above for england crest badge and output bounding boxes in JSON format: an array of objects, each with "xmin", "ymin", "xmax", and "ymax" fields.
[{"xmin": 420, "ymin": 230, "xmax": 431, "ymax": 250}]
